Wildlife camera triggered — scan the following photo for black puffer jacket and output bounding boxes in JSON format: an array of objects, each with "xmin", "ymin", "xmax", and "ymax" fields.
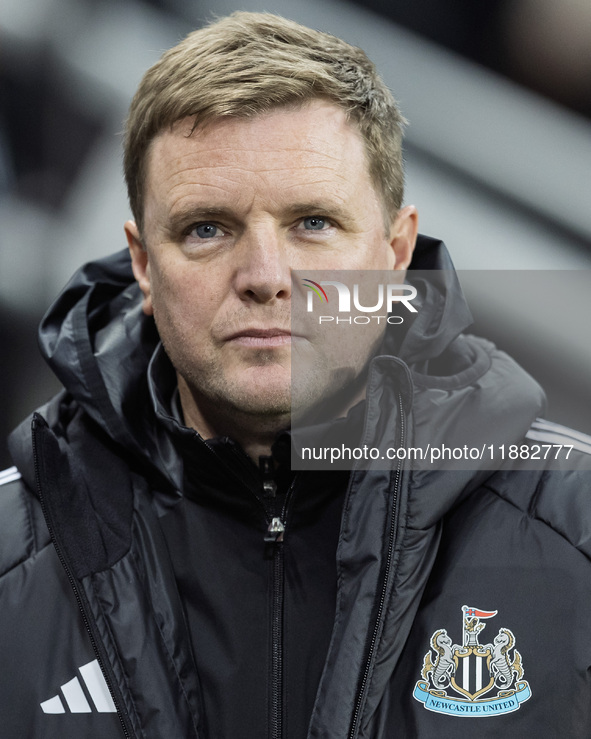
[{"xmin": 2, "ymin": 237, "xmax": 591, "ymax": 739}]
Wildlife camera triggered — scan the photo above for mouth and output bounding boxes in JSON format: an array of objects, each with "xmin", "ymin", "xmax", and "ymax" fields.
[{"xmin": 226, "ymin": 328, "xmax": 293, "ymax": 348}]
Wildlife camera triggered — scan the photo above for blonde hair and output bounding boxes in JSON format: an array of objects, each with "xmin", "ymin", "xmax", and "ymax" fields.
[{"xmin": 124, "ymin": 11, "xmax": 406, "ymax": 233}]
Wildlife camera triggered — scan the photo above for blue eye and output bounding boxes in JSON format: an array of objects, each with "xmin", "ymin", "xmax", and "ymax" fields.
[
  {"xmin": 193, "ymin": 223, "xmax": 221, "ymax": 238},
  {"xmin": 302, "ymin": 216, "xmax": 327, "ymax": 230}
]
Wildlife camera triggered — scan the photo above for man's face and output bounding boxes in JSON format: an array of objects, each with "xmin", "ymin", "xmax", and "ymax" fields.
[{"xmin": 127, "ymin": 100, "xmax": 417, "ymax": 432}]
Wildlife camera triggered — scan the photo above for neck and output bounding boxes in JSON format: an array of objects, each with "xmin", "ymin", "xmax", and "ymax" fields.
[
  {"xmin": 177, "ymin": 375, "xmax": 290, "ymax": 461},
  {"xmin": 176, "ymin": 366, "xmax": 370, "ymax": 463}
]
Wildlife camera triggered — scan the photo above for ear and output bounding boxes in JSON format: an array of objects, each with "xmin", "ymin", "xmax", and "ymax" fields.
[
  {"xmin": 389, "ymin": 205, "xmax": 418, "ymax": 270},
  {"xmin": 124, "ymin": 220, "xmax": 153, "ymax": 315}
]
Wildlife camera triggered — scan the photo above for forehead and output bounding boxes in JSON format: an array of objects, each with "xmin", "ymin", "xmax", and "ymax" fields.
[{"xmin": 143, "ymin": 100, "xmax": 380, "ymax": 218}]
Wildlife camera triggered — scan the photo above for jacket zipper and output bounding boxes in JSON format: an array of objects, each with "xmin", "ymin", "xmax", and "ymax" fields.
[
  {"xmin": 270, "ymin": 533, "xmax": 284, "ymax": 739},
  {"xmin": 261, "ymin": 458, "xmax": 297, "ymax": 739},
  {"xmin": 32, "ymin": 415, "xmax": 133, "ymax": 739},
  {"xmin": 196, "ymin": 437, "xmax": 296, "ymax": 739},
  {"xmin": 348, "ymin": 393, "xmax": 405, "ymax": 739}
]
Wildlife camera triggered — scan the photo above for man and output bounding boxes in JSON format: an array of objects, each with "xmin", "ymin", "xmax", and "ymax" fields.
[{"xmin": 1, "ymin": 11, "xmax": 590, "ymax": 739}]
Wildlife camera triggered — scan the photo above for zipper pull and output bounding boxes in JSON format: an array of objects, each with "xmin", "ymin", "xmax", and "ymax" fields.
[
  {"xmin": 259, "ymin": 455, "xmax": 277, "ymax": 498},
  {"xmin": 265, "ymin": 517, "xmax": 285, "ymax": 543}
]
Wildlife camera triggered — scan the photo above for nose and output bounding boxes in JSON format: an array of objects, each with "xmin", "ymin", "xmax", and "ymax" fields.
[{"xmin": 233, "ymin": 223, "xmax": 291, "ymax": 303}]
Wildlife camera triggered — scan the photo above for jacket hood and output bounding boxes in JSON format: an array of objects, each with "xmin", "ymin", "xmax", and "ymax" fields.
[
  {"xmin": 392, "ymin": 234, "xmax": 473, "ymax": 366},
  {"xmin": 37, "ymin": 250, "xmax": 160, "ymax": 457}
]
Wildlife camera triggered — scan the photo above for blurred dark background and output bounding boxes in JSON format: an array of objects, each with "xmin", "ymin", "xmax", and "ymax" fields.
[{"xmin": 2, "ymin": 0, "xmax": 590, "ymax": 467}]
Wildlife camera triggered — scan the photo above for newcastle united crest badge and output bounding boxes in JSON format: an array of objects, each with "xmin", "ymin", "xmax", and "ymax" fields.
[{"xmin": 413, "ymin": 606, "xmax": 531, "ymax": 716}]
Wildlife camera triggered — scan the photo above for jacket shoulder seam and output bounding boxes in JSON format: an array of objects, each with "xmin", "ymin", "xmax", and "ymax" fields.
[
  {"xmin": 0, "ymin": 540, "xmax": 53, "ymax": 583},
  {"xmin": 0, "ymin": 470, "xmax": 48, "ymax": 576},
  {"xmin": 482, "ymin": 477, "xmax": 591, "ymax": 562}
]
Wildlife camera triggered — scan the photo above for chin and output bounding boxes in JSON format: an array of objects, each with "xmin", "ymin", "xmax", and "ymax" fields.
[
  {"xmin": 228, "ymin": 391, "xmax": 292, "ymax": 418},
  {"xmin": 223, "ymin": 372, "xmax": 292, "ymax": 417}
]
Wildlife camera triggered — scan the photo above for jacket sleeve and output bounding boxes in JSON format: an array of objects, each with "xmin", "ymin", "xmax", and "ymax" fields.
[{"xmin": 0, "ymin": 471, "xmax": 123, "ymax": 738}]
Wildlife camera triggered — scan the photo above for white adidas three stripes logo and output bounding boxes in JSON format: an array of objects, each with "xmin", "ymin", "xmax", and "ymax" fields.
[{"xmin": 40, "ymin": 659, "xmax": 116, "ymax": 714}]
